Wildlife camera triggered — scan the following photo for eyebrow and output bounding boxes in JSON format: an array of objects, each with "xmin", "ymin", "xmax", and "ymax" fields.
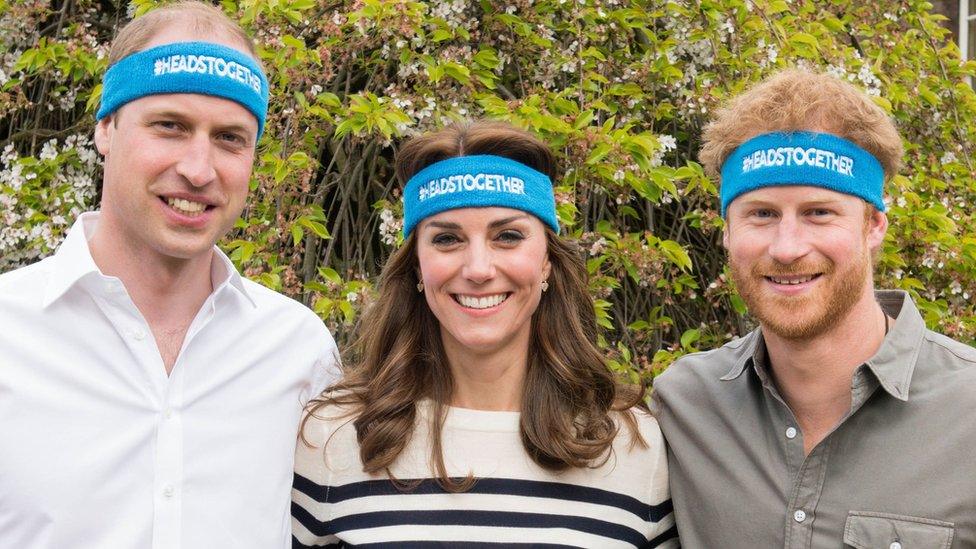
[
  {"xmin": 488, "ymin": 214, "xmax": 530, "ymax": 229},
  {"xmin": 144, "ymin": 110, "xmax": 256, "ymax": 135},
  {"xmin": 736, "ymin": 196, "xmax": 846, "ymax": 208},
  {"xmin": 424, "ymin": 214, "xmax": 530, "ymax": 231}
]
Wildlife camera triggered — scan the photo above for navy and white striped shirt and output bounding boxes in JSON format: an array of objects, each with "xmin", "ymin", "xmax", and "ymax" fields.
[{"xmin": 292, "ymin": 401, "xmax": 678, "ymax": 548}]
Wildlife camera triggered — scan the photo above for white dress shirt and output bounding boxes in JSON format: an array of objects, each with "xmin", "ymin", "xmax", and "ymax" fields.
[{"xmin": 0, "ymin": 212, "xmax": 340, "ymax": 549}]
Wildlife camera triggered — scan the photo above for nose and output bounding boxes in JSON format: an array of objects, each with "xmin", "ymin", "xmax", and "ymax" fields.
[
  {"xmin": 175, "ymin": 134, "xmax": 217, "ymax": 187},
  {"xmin": 461, "ymin": 240, "xmax": 496, "ymax": 284},
  {"xmin": 767, "ymin": 215, "xmax": 812, "ymax": 265}
]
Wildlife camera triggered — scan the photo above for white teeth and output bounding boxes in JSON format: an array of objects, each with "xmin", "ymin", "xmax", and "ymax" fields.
[
  {"xmin": 456, "ymin": 293, "xmax": 507, "ymax": 309},
  {"xmin": 769, "ymin": 275, "xmax": 815, "ymax": 285},
  {"xmin": 166, "ymin": 197, "xmax": 207, "ymax": 216}
]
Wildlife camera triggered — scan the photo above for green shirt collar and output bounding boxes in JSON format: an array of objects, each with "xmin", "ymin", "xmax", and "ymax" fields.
[{"xmin": 719, "ymin": 290, "xmax": 926, "ymax": 402}]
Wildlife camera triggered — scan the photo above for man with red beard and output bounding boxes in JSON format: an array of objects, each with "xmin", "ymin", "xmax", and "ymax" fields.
[{"xmin": 652, "ymin": 69, "xmax": 975, "ymax": 547}]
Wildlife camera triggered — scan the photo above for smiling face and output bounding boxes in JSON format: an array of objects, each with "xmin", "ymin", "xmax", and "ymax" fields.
[
  {"xmin": 93, "ymin": 26, "xmax": 258, "ymax": 264},
  {"xmin": 416, "ymin": 207, "xmax": 552, "ymax": 360},
  {"xmin": 724, "ymin": 185, "xmax": 887, "ymax": 340}
]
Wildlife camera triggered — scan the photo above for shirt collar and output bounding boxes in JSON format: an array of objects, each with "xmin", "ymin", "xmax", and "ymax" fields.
[
  {"xmin": 209, "ymin": 241, "xmax": 256, "ymax": 308},
  {"xmin": 863, "ymin": 290, "xmax": 925, "ymax": 401},
  {"xmin": 718, "ymin": 290, "xmax": 925, "ymax": 402},
  {"xmin": 42, "ymin": 213, "xmax": 102, "ymax": 308},
  {"xmin": 42, "ymin": 212, "xmax": 256, "ymax": 309},
  {"xmin": 718, "ymin": 328, "xmax": 763, "ymax": 382}
]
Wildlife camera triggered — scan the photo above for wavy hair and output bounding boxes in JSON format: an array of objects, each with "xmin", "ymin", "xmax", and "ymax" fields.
[
  {"xmin": 699, "ymin": 68, "xmax": 903, "ymax": 182},
  {"xmin": 303, "ymin": 121, "xmax": 644, "ymax": 491}
]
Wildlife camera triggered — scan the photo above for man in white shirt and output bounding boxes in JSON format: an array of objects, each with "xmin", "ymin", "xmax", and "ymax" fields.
[{"xmin": 0, "ymin": 3, "xmax": 339, "ymax": 547}]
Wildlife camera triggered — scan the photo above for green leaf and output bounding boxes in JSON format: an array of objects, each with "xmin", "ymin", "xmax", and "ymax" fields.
[
  {"xmin": 586, "ymin": 143, "xmax": 612, "ymax": 164},
  {"xmin": 319, "ymin": 267, "xmax": 343, "ymax": 284},
  {"xmin": 680, "ymin": 328, "xmax": 701, "ymax": 349},
  {"xmin": 339, "ymin": 300, "xmax": 355, "ymax": 323},
  {"xmin": 767, "ymin": 0, "xmax": 790, "ymax": 14},
  {"xmin": 659, "ymin": 240, "xmax": 692, "ymax": 271},
  {"xmin": 298, "ymin": 218, "xmax": 332, "ymax": 239},
  {"xmin": 473, "ymin": 48, "xmax": 500, "ymax": 69}
]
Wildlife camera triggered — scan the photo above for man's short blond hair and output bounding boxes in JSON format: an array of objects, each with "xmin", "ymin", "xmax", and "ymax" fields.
[
  {"xmin": 699, "ymin": 69, "xmax": 903, "ymax": 183},
  {"xmin": 108, "ymin": 1, "xmax": 257, "ymax": 65}
]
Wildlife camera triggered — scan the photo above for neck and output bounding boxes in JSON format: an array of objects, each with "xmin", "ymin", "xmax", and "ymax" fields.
[
  {"xmin": 442, "ymin": 329, "xmax": 531, "ymax": 412},
  {"xmin": 763, "ymin": 285, "xmax": 887, "ymax": 453},
  {"xmin": 88, "ymin": 223, "xmax": 214, "ymax": 331}
]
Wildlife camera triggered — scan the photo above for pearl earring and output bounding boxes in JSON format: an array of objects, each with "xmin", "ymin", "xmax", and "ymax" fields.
[
  {"xmin": 416, "ymin": 282, "xmax": 424, "ymax": 293},
  {"xmin": 541, "ymin": 280, "xmax": 549, "ymax": 292}
]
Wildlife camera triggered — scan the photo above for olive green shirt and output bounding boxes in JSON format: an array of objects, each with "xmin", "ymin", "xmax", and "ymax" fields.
[{"xmin": 652, "ymin": 290, "xmax": 975, "ymax": 548}]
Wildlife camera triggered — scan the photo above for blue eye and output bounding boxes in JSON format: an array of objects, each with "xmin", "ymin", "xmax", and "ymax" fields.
[
  {"xmin": 152, "ymin": 120, "xmax": 182, "ymax": 132},
  {"xmin": 218, "ymin": 132, "xmax": 248, "ymax": 147}
]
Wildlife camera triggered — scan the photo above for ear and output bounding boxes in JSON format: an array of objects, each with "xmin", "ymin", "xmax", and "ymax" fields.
[
  {"xmin": 866, "ymin": 207, "xmax": 888, "ymax": 252},
  {"xmin": 722, "ymin": 224, "xmax": 731, "ymax": 250},
  {"xmin": 541, "ymin": 256, "xmax": 552, "ymax": 282},
  {"xmin": 94, "ymin": 116, "xmax": 113, "ymax": 156}
]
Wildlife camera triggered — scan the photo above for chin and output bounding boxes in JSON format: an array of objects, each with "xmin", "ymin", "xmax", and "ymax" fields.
[{"xmin": 154, "ymin": 240, "xmax": 218, "ymax": 261}]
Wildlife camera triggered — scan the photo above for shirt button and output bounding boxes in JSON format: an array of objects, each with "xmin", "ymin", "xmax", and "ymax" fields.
[
  {"xmin": 890, "ymin": 543, "xmax": 902, "ymax": 549},
  {"xmin": 164, "ymin": 409, "xmax": 174, "ymax": 420},
  {"xmin": 131, "ymin": 329, "xmax": 146, "ymax": 340},
  {"xmin": 163, "ymin": 486, "xmax": 174, "ymax": 498},
  {"xmin": 785, "ymin": 427, "xmax": 798, "ymax": 439},
  {"xmin": 793, "ymin": 509, "xmax": 806, "ymax": 523}
]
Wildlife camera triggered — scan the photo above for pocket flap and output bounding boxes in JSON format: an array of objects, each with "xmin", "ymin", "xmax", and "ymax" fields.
[{"xmin": 844, "ymin": 511, "xmax": 954, "ymax": 549}]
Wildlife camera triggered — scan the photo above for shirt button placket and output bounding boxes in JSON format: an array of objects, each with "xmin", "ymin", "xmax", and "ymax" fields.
[{"xmin": 153, "ymin": 394, "xmax": 183, "ymax": 549}]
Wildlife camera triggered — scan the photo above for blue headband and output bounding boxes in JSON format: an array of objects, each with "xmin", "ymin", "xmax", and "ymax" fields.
[
  {"xmin": 719, "ymin": 132, "xmax": 885, "ymax": 216},
  {"xmin": 97, "ymin": 41, "xmax": 269, "ymax": 138},
  {"xmin": 402, "ymin": 155, "xmax": 559, "ymax": 237}
]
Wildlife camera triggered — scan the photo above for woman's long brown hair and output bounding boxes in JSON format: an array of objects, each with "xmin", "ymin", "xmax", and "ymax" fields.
[{"xmin": 303, "ymin": 120, "xmax": 645, "ymax": 491}]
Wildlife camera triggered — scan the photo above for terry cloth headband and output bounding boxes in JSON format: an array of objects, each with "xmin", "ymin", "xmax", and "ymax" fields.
[
  {"xmin": 719, "ymin": 131, "xmax": 885, "ymax": 216},
  {"xmin": 97, "ymin": 41, "xmax": 270, "ymax": 138},
  {"xmin": 402, "ymin": 154, "xmax": 559, "ymax": 237}
]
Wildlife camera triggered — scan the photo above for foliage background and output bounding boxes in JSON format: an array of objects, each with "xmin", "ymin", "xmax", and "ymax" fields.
[{"xmin": 3, "ymin": 0, "xmax": 976, "ymax": 383}]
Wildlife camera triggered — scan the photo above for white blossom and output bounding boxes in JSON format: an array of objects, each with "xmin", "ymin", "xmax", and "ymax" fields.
[{"xmin": 378, "ymin": 207, "xmax": 402, "ymax": 246}]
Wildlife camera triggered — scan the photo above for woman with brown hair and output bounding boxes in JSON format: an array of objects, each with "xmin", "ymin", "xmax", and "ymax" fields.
[{"xmin": 292, "ymin": 120, "xmax": 677, "ymax": 548}]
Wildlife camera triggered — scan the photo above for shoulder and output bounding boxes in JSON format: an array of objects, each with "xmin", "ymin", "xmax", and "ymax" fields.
[
  {"xmin": 653, "ymin": 330, "xmax": 759, "ymax": 396},
  {"xmin": 241, "ymin": 278, "xmax": 320, "ymax": 321},
  {"xmin": 616, "ymin": 407, "xmax": 664, "ymax": 446},
  {"xmin": 610, "ymin": 407, "xmax": 667, "ymax": 468},
  {"xmin": 239, "ymin": 277, "xmax": 337, "ymax": 345},
  {"xmin": 0, "ymin": 258, "xmax": 52, "ymax": 297},
  {"xmin": 921, "ymin": 329, "xmax": 976, "ymax": 365},
  {"xmin": 913, "ymin": 329, "xmax": 976, "ymax": 397},
  {"xmin": 299, "ymin": 399, "xmax": 359, "ymax": 446},
  {"xmin": 605, "ymin": 407, "xmax": 671, "ymax": 506},
  {"xmin": 295, "ymin": 400, "xmax": 361, "ymax": 479}
]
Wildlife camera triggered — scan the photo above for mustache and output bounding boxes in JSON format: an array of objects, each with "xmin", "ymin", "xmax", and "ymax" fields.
[{"xmin": 750, "ymin": 259, "xmax": 834, "ymax": 278}]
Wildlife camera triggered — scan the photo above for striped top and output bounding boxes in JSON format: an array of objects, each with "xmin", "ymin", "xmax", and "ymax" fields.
[{"xmin": 292, "ymin": 401, "xmax": 678, "ymax": 548}]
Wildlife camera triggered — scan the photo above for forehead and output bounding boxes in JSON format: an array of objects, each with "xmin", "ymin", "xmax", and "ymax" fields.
[
  {"xmin": 421, "ymin": 207, "xmax": 540, "ymax": 229},
  {"xmin": 729, "ymin": 185, "xmax": 866, "ymax": 210}
]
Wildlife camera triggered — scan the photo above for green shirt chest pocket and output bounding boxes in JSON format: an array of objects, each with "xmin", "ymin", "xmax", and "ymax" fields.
[{"xmin": 844, "ymin": 511, "xmax": 955, "ymax": 549}]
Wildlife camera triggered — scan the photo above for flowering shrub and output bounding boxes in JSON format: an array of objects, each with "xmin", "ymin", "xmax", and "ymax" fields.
[{"xmin": 4, "ymin": 0, "xmax": 975, "ymax": 383}]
